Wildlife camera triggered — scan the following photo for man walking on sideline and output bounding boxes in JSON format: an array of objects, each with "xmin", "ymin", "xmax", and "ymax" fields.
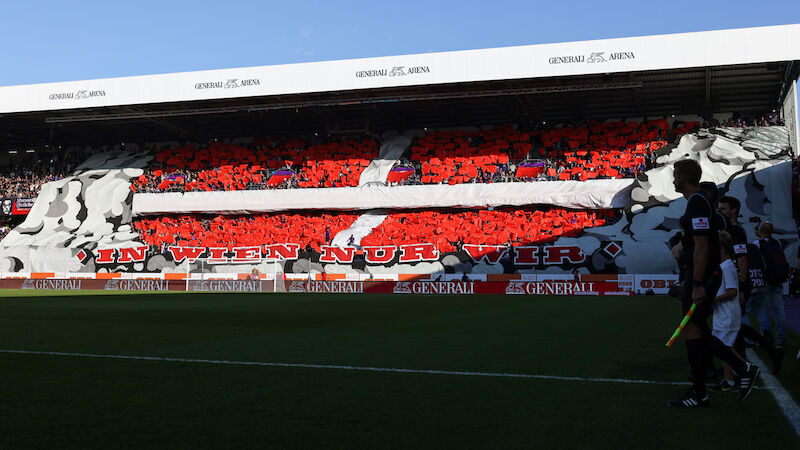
[
  {"xmin": 668, "ymin": 160, "xmax": 759, "ymax": 407},
  {"xmin": 717, "ymin": 196, "xmax": 781, "ymax": 374},
  {"xmin": 744, "ymin": 221, "xmax": 788, "ymax": 370}
]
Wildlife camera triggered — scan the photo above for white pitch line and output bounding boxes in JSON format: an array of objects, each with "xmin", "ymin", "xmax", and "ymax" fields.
[
  {"xmin": 0, "ymin": 348, "xmax": 693, "ymax": 387},
  {"xmin": 747, "ymin": 349, "xmax": 800, "ymax": 437}
]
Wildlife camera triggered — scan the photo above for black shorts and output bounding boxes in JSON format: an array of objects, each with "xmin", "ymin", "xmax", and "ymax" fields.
[{"xmin": 679, "ymin": 270, "xmax": 722, "ymax": 326}]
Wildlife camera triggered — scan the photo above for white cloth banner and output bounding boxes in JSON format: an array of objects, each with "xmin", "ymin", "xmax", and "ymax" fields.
[
  {"xmin": 782, "ymin": 80, "xmax": 799, "ymax": 157},
  {"xmin": 132, "ymin": 179, "xmax": 634, "ymax": 216}
]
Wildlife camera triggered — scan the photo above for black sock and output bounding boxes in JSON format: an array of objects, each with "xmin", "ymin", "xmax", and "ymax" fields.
[
  {"xmin": 686, "ymin": 339, "xmax": 707, "ymax": 397},
  {"xmin": 740, "ymin": 324, "xmax": 769, "ymax": 347},
  {"xmin": 704, "ymin": 343, "xmax": 717, "ymax": 374},
  {"xmin": 734, "ymin": 332, "xmax": 746, "ymax": 359},
  {"xmin": 705, "ymin": 334, "xmax": 747, "ymax": 375}
]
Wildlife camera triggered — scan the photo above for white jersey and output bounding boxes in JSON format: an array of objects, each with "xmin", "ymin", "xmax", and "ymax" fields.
[{"xmin": 713, "ymin": 258, "xmax": 741, "ymax": 332}]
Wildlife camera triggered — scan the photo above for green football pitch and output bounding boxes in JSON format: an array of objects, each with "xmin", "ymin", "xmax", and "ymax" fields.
[{"xmin": 0, "ymin": 290, "xmax": 798, "ymax": 449}]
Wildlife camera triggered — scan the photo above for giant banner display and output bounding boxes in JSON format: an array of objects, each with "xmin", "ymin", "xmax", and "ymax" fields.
[
  {"xmin": 783, "ymin": 80, "xmax": 799, "ymax": 157},
  {"xmin": 0, "ymin": 126, "xmax": 796, "ymax": 277},
  {"xmin": 132, "ymin": 178, "xmax": 634, "ymax": 215}
]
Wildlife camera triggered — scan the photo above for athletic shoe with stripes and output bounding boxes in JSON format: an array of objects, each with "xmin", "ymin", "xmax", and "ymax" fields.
[
  {"xmin": 709, "ymin": 379, "xmax": 736, "ymax": 392},
  {"xmin": 667, "ymin": 389, "xmax": 710, "ymax": 407},
  {"xmin": 738, "ymin": 363, "xmax": 760, "ymax": 402}
]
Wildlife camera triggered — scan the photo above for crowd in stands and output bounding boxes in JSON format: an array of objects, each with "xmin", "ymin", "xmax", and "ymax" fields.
[
  {"xmin": 135, "ymin": 120, "xmax": 679, "ymax": 193},
  {"xmin": 132, "ymin": 207, "xmax": 616, "ymax": 255},
  {"xmin": 0, "ymin": 220, "xmax": 13, "ymax": 239},
  {"xmin": 133, "ymin": 137, "xmax": 378, "ymax": 193},
  {"xmin": 0, "ymin": 147, "xmax": 91, "ymax": 198},
  {"xmin": 360, "ymin": 207, "xmax": 614, "ymax": 252},
  {"xmin": 4, "ymin": 114, "xmax": 785, "ymax": 200},
  {"xmin": 391, "ymin": 120, "xmax": 675, "ymax": 185},
  {"xmin": 0, "ymin": 172, "xmax": 62, "ymax": 198},
  {"xmin": 133, "ymin": 212, "xmax": 360, "ymax": 252},
  {"xmin": 703, "ymin": 113, "xmax": 783, "ymax": 128}
]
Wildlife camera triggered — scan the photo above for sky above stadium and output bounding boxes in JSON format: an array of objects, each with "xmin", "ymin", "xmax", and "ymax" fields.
[{"xmin": 1, "ymin": 0, "xmax": 799, "ymax": 87}]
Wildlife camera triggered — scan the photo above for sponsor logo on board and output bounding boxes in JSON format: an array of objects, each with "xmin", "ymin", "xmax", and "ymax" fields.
[
  {"xmin": 548, "ymin": 51, "xmax": 635, "ymax": 65},
  {"xmin": 105, "ymin": 279, "xmax": 169, "ymax": 291},
  {"xmin": 22, "ymin": 279, "xmax": 82, "ymax": 290},
  {"xmin": 356, "ymin": 66, "xmax": 430, "ymax": 78},
  {"xmin": 194, "ymin": 79, "xmax": 261, "ymax": 89},
  {"xmin": 49, "ymin": 90, "xmax": 107, "ymax": 100}
]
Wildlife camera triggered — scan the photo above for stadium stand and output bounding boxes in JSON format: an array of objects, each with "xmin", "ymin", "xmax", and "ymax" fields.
[
  {"xmin": 360, "ymin": 207, "xmax": 614, "ymax": 252},
  {"xmin": 132, "ymin": 207, "xmax": 615, "ymax": 254},
  {"xmin": 0, "ymin": 220, "xmax": 13, "ymax": 239},
  {"xmin": 401, "ymin": 120, "xmax": 674, "ymax": 185},
  {"xmin": 134, "ymin": 136, "xmax": 379, "ymax": 193},
  {"xmin": 0, "ymin": 146, "xmax": 91, "ymax": 198},
  {"xmin": 133, "ymin": 212, "xmax": 360, "ymax": 252},
  {"xmin": 126, "ymin": 118, "xmax": 789, "ymax": 194}
]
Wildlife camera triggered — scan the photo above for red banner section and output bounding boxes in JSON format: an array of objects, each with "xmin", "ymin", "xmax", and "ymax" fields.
[{"xmin": 0, "ymin": 278, "xmax": 631, "ymax": 296}]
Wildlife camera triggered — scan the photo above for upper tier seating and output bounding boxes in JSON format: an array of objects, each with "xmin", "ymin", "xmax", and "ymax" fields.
[
  {"xmin": 134, "ymin": 137, "xmax": 379, "ymax": 192},
  {"xmin": 130, "ymin": 120, "xmax": 726, "ymax": 192},
  {"xmin": 7, "ymin": 117, "xmax": 782, "ymax": 199},
  {"xmin": 405, "ymin": 120, "xmax": 677, "ymax": 185},
  {"xmin": 0, "ymin": 147, "xmax": 94, "ymax": 198}
]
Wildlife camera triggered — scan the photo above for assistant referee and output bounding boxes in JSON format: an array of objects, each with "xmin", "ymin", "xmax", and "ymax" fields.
[{"xmin": 668, "ymin": 159, "xmax": 759, "ymax": 407}]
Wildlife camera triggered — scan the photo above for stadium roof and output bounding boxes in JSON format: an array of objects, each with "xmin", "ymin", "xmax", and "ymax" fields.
[{"xmin": 2, "ymin": 24, "xmax": 800, "ymax": 146}]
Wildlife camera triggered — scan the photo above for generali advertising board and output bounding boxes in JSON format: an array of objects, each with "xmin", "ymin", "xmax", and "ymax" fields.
[{"xmin": 0, "ymin": 278, "xmax": 631, "ymax": 296}]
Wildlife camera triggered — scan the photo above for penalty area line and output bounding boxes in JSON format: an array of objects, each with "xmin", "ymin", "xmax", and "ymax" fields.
[{"xmin": 0, "ymin": 348, "xmax": 691, "ymax": 387}]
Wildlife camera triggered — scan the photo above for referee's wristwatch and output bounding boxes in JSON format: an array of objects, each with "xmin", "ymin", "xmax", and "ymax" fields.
[{"xmin": 692, "ymin": 280, "xmax": 703, "ymax": 287}]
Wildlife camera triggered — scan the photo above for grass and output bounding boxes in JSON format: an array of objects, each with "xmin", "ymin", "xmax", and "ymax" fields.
[{"xmin": 0, "ymin": 291, "xmax": 797, "ymax": 449}]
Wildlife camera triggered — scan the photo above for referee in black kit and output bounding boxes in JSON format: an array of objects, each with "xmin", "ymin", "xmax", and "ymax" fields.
[{"xmin": 668, "ymin": 159, "xmax": 759, "ymax": 407}]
